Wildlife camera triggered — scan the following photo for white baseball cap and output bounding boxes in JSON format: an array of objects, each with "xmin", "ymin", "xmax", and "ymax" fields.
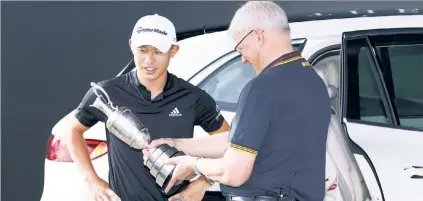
[{"xmin": 130, "ymin": 14, "xmax": 177, "ymax": 53}]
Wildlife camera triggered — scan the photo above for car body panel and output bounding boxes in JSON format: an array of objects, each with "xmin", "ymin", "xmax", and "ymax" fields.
[
  {"xmin": 344, "ymin": 121, "xmax": 423, "ymax": 201},
  {"xmin": 42, "ymin": 156, "xmax": 109, "ymax": 201}
]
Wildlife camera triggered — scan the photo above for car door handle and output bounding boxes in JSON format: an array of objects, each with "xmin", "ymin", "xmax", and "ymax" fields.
[{"xmin": 404, "ymin": 166, "xmax": 423, "ymax": 179}]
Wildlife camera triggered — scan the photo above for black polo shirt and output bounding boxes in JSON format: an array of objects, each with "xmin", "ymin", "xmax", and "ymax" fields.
[
  {"xmin": 75, "ymin": 71, "xmax": 224, "ymax": 201},
  {"xmin": 220, "ymin": 52, "xmax": 331, "ymax": 201}
]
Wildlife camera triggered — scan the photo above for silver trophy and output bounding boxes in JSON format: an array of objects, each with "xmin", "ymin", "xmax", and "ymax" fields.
[
  {"xmin": 89, "ymin": 82, "xmax": 189, "ymax": 196},
  {"xmin": 89, "ymin": 82, "xmax": 151, "ymax": 149}
]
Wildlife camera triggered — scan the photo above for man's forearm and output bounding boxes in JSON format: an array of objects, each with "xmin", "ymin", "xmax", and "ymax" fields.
[
  {"xmin": 66, "ymin": 131, "xmax": 99, "ymax": 182},
  {"xmin": 174, "ymin": 132, "xmax": 228, "ymax": 158},
  {"xmin": 195, "ymin": 149, "xmax": 253, "ymax": 187},
  {"xmin": 195, "ymin": 158, "xmax": 233, "ymax": 185}
]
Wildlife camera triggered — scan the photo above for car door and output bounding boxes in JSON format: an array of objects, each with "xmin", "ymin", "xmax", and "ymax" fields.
[{"xmin": 340, "ymin": 28, "xmax": 423, "ymax": 201}]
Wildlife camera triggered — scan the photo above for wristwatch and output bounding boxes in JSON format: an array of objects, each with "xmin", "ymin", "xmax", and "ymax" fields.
[
  {"xmin": 193, "ymin": 157, "xmax": 202, "ymax": 176},
  {"xmin": 193, "ymin": 157, "xmax": 216, "ymax": 186},
  {"xmin": 204, "ymin": 177, "xmax": 216, "ymax": 186}
]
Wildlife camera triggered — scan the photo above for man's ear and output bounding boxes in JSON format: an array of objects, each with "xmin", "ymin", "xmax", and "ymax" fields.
[
  {"xmin": 170, "ymin": 45, "xmax": 180, "ymax": 58},
  {"xmin": 128, "ymin": 39, "xmax": 132, "ymax": 49},
  {"xmin": 255, "ymin": 29, "xmax": 264, "ymax": 47}
]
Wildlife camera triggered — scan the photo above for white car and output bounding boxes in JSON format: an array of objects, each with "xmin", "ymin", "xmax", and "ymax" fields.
[{"xmin": 41, "ymin": 11, "xmax": 423, "ymax": 201}]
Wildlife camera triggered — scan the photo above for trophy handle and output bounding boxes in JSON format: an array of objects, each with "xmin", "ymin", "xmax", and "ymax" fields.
[{"xmin": 90, "ymin": 82, "xmax": 118, "ymax": 110}]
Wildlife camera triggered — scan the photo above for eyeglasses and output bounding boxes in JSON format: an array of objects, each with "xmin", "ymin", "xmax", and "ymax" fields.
[
  {"xmin": 234, "ymin": 29, "xmax": 264, "ymax": 53},
  {"xmin": 234, "ymin": 30, "xmax": 254, "ymax": 52}
]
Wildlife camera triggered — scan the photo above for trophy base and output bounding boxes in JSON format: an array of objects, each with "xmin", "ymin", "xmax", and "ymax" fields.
[
  {"xmin": 146, "ymin": 144, "xmax": 191, "ymax": 196},
  {"xmin": 159, "ymin": 150, "xmax": 190, "ymax": 196}
]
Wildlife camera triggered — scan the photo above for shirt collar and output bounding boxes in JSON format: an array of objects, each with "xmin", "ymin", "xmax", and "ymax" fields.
[
  {"xmin": 130, "ymin": 70, "xmax": 173, "ymax": 101},
  {"xmin": 262, "ymin": 51, "xmax": 302, "ymax": 73}
]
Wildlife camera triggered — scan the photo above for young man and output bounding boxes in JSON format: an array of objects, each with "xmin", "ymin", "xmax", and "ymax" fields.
[
  {"xmin": 62, "ymin": 14, "xmax": 229, "ymax": 201},
  {"xmin": 145, "ymin": 2, "xmax": 332, "ymax": 201}
]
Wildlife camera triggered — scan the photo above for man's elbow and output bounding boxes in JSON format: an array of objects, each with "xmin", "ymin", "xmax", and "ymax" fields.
[
  {"xmin": 54, "ymin": 112, "xmax": 86, "ymax": 143},
  {"xmin": 225, "ymin": 178, "xmax": 247, "ymax": 188},
  {"xmin": 53, "ymin": 111, "xmax": 77, "ymax": 134},
  {"xmin": 222, "ymin": 169, "xmax": 251, "ymax": 187}
]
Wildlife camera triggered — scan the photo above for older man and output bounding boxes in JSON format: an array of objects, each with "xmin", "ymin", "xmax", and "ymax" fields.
[{"xmin": 145, "ymin": 2, "xmax": 331, "ymax": 201}]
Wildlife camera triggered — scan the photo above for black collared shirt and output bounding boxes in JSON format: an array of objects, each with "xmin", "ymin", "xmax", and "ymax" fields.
[
  {"xmin": 75, "ymin": 71, "xmax": 225, "ymax": 201},
  {"xmin": 220, "ymin": 52, "xmax": 331, "ymax": 201}
]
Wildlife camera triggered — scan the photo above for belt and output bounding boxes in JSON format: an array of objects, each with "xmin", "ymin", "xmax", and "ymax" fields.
[{"xmin": 225, "ymin": 196, "xmax": 297, "ymax": 201}]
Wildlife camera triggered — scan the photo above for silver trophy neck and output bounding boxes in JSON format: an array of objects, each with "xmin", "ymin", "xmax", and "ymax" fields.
[{"xmin": 91, "ymin": 97, "xmax": 115, "ymax": 117}]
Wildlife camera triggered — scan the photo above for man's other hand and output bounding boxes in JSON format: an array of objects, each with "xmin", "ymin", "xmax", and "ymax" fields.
[
  {"xmin": 168, "ymin": 179, "xmax": 210, "ymax": 201},
  {"xmin": 164, "ymin": 155, "xmax": 198, "ymax": 193},
  {"xmin": 86, "ymin": 177, "xmax": 121, "ymax": 201}
]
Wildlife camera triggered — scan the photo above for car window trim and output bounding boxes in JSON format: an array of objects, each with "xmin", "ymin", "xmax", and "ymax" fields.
[
  {"xmin": 341, "ymin": 36, "xmax": 397, "ymax": 126},
  {"xmin": 345, "ymin": 118, "xmax": 423, "ymax": 132},
  {"xmin": 308, "ymin": 44, "xmax": 341, "ymax": 65},
  {"xmin": 292, "ymin": 38, "xmax": 307, "ymax": 52},
  {"xmin": 377, "ymin": 46, "xmax": 399, "ymax": 122},
  {"xmin": 365, "ymin": 36, "xmax": 399, "ymax": 125},
  {"xmin": 187, "ymin": 50, "xmax": 236, "ymax": 82}
]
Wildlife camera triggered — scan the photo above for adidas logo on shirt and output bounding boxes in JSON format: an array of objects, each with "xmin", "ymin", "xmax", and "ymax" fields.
[{"xmin": 169, "ymin": 107, "xmax": 182, "ymax": 117}]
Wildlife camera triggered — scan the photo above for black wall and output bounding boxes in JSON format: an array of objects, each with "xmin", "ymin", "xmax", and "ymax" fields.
[{"xmin": 2, "ymin": 1, "xmax": 422, "ymax": 201}]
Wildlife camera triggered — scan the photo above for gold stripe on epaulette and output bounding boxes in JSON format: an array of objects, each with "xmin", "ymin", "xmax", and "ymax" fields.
[{"xmin": 228, "ymin": 143, "xmax": 258, "ymax": 155}]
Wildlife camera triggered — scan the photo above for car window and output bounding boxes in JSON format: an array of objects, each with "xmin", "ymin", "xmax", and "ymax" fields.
[
  {"xmin": 377, "ymin": 43, "xmax": 423, "ymax": 129},
  {"xmin": 345, "ymin": 33, "xmax": 423, "ymax": 129},
  {"xmin": 199, "ymin": 57, "xmax": 256, "ymax": 111}
]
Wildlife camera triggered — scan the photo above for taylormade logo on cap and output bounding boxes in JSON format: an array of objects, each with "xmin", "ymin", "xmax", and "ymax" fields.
[{"xmin": 136, "ymin": 27, "xmax": 168, "ymax": 36}]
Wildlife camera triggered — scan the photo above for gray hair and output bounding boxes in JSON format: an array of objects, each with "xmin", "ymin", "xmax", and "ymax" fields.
[{"xmin": 228, "ymin": 1, "xmax": 290, "ymax": 37}]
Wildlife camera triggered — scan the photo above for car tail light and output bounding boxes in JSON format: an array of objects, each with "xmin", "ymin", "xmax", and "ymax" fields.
[
  {"xmin": 327, "ymin": 184, "xmax": 337, "ymax": 191},
  {"xmin": 46, "ymin": 135, "xmax": 108, "ymax": 162}
]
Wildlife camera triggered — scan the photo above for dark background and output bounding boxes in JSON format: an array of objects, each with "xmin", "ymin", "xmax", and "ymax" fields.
[{"xmin": 2, "ymin": 1, "xmax": 422, "ymax": 201}]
